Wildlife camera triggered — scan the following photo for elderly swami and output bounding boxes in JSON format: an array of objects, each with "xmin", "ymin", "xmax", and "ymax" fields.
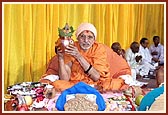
[{"xmin": 40, "ymin": 22, "xmax": 132, "ymax": 92}]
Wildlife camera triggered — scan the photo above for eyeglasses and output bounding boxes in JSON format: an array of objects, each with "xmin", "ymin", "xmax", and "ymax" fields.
[{"xmin": 79, "ymin": 34, "xmax": 95, "ymax": 40}]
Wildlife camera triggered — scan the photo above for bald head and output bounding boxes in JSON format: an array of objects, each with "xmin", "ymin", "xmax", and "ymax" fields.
[
  {"xmin": 111, "ymin": 42, "xmax": 122, "ymax": 55},
  {"xmin": 130, "ymin": 42, "xmax": 139, "ymax": 53}
]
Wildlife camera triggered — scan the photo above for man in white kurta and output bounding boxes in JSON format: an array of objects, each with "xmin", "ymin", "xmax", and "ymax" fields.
[
  {"xmin": 149, "ymin": 36, "xmax": 164, "ymax": 65},
  {"xmin": 126, "ymin": 48, "xmax": 141, "ymax": 80},
  {"xmin": 138, "ymin": 38, "xmax": 159, "ymax": 77},
  {"xmin": 126, "ymin": 42, "xmax": 149, "ymax": 80}
]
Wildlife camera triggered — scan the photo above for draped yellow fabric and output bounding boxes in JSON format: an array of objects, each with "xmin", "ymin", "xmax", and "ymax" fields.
[{"xmin": 3, "ymin": 3, "xmax": 164, "ymax": 92}]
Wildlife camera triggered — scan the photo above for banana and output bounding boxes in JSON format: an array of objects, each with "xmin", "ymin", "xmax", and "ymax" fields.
[{"xmin": 4, "ymin": 94, "xmax": 13, "ymax": 99}]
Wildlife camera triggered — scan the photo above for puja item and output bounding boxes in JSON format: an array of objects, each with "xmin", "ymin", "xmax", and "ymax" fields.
[
  {"xmin": 24, "ymin": 96, "xmax": 33, "ymax": 106},
  {"xmin": 31, "ymin": 99, "xmax": 45, "ymax": 109},
  {"xmin": 7, "ymin": 82, "xmax": 46, "ymax": 98},
  {"xmin": 4, "ymin": 97, "xmax": 18, "ymax": 111},
  {"xmin": 43, "ymin": 84, "xmax": 56, "ymax": 99},
  {"xmin": 55, "ymin": 23, "xmax": 75, "ymax": 53},
  {"xmin": 104, "ymin": 92, "xmax": 134, "ymax": 111},
  {"xmin": 16, "ymin": 94, "xmax": 29, "ymax": 111},
  {"xmin": 64, "ymin": 94, "xmax": 98, "ymax": 111},
  {"xmin": 4, "ymin": 94, "xmax": 15, "ymax": 103},
  {"xmin": 30, "ymin": 84, "xmax": 58, "ymax": 111},
  {"xmin": 5, "ymin": 82, "xmax": 52, "ymax": 111},
  {"xmin": 135, "ymin": 95, "xmax": 144, "ymax": 106},
  {"xmin": 123, "ymin": 86, "xmax": 143, "ymax": 98}
]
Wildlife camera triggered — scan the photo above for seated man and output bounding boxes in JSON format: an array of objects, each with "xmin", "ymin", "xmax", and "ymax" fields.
[
  {"xmin": 125, "ymin": 41, "xmax": 142, "ymax": 80},
  {"xmin": 40, "ymin": 22, "xmax": 132, "ymax": 92},
  {"xmin": 111, "ymin": 42, "xmax": 126, "ymax": 59},
  {"xmin": 139, "ymin": 38, "xmax": 159, "ymax": 78},
  {"xmin": 149, "ymin": 36, "xmax": 164, "ymax": 66}
]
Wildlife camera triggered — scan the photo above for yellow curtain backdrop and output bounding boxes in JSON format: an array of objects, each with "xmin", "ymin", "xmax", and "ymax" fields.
[{"xmin": 3, "ymin": 3, "xmax": 164, "ymax": 92}]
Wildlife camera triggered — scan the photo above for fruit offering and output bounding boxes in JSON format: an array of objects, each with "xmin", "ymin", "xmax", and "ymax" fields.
[{"xmin": 135, "ymin": 95, "xmax": 144, "ymax": 106}]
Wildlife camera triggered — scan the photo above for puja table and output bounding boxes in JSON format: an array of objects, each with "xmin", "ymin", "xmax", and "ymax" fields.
[{"xmin": 4, "ymin": 81, "xmax": 152, "ymax": 112}]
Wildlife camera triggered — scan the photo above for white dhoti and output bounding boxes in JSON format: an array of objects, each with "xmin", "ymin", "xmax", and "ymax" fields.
[{"xmin": 137, "ymin": 62, "xmax": 156, "ymax": 76}]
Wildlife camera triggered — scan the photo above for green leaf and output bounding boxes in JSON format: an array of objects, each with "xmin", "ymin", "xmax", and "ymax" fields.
[
  {"xmin": 58, "ymin": 25, "xmax": 75, "ymax": 37},
  {"xmin": 70, "ymin": 26, "xmax": 75, "ymax": 33},
  {"xmin": 58, "ymin": 28, "xmax": 66, "ymax": 37}
]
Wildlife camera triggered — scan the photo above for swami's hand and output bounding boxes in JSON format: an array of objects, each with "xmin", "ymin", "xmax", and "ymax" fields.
[
  {"xmin": 65, "ymin": 45, "xmax": 81, "ymax": 58},
  {"xmin": 56, "ymin": 46, "xmax": 64, "ymax": 60}
]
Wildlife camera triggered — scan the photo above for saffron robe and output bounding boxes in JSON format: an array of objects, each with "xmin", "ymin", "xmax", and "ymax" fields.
[{"xmin": 40, "ymin": 42, "xmax": 131, "ymax": 91}]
